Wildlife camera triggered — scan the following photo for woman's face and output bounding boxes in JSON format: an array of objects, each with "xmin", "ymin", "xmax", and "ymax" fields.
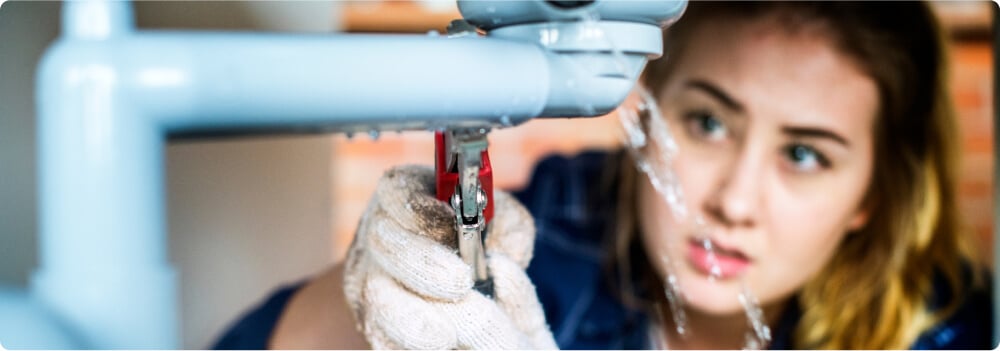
[{"xmin": 639, "ymin": 18, "xmax": 879, "ymax": 315}]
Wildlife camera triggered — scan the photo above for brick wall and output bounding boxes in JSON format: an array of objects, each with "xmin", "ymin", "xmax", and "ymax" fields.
[
  {"xmin": 950, "ymin": 41, "xmax": 994, "ymax": 263},
  {"xmin": 328, "ymin": 41, "xmax": 994, "ymax": 263}
]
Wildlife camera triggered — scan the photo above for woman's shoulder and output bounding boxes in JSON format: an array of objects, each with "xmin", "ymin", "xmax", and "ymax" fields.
[
  {"xmin": 912, "ymin": 268, "xmax": 994, "ymax": 349},
  {"xmin": 212, "ymin": 264, "xmax": 368, "ymax": 350},
  {"xmin": 513, "ymin": 149, "xmax": 622, "ymax": 210},
  {"xmin": 211, "ymin": 281, "xmax": 305, "ymax": 349},
  {"xmin": 772, "ymin": 267, "xmax": 994, "ymax": 350},
  {"xmin": 513, "ymin": 149, "xmax": 625, "ymax": 257},
  {"xmin": 515, "ymin": 150, "xmax": 650, "ymax": 349}
]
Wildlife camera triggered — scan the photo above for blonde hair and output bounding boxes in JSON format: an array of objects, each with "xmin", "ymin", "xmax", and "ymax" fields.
[{"xmin": 611, "ymin": 2, "xmax": 985, "ymax": 349}]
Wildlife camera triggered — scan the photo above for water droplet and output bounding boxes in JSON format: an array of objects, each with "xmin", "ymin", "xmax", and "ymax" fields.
[
  {"xmin": 426, "ymin": 30, "xmax": 440, "ymax": 37},
  {"xmin": 368, "ymin": 129, "xmax": 380, "ymax": 140},
  {"xmin": 486, "ymin": 6, "xmax": 496, "ymax": 13},
  {"xmin": 739, "ymin": 282, "xmax": 772, "ymax": 350},
  {"xmin": 500, "ymin": 115, "xmax": 513, "ymax": 127},
  {"xmin": 709, "ymin": 264, "xmax": 722, "ymax": 281},
  {"xmin": 617, "ymin": 86, "xmax": 687, "ymax": 220},
  {"xmin": 661, "ymin": 257, "xmax": 688, "ymax": 339}
]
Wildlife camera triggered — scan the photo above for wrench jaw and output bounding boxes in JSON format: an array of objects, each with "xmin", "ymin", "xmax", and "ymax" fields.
[{"xmin": 436, "ymin": 129, "xmax": 495, "ymax": 298}]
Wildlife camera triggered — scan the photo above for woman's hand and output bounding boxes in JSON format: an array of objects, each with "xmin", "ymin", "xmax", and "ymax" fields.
[{"xmin": 342, "ymin": 165, "xmax": 557, "ymax": 349}]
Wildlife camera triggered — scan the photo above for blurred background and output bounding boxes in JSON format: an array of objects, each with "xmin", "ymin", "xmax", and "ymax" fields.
[{"xmin": 0, "ymin": 1, "xmax": 993, "ymax": 348}]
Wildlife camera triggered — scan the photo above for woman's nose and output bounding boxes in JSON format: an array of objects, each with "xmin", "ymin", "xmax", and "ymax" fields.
[{"xmin": 703, "ymin": 150, "xmax": 762, "ymax": 229}]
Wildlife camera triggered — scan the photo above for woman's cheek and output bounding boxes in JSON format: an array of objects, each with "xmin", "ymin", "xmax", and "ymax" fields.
[{"xmin": 750, "ymin": 192, "xmax": 852, "ymax": 301}]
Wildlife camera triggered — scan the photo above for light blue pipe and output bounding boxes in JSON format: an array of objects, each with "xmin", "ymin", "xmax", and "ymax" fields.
[
  {"xmin": 0, "ymin": 286, "xmax": 79, "ymax": 349},
  {"xmin": 42, "ymin": 33, "xmax": 554, "ymax": 134},
  {"xmin": 9, "ymin": 0, "xmax": 686, "ymax": 348}
]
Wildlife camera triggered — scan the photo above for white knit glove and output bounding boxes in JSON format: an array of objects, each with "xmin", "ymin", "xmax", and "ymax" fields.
[{"xmin": 343, "ymin": 165, "xmax": 558, "ymax": 350}]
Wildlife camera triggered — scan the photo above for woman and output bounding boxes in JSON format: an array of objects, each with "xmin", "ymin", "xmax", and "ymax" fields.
[
  {"xmin": 605, "ymin": 2, "xmax": 991, "ymax": 348},
  {"xmin": 214, "ymin": 2, "xmax": 992, "ymax": 349}
]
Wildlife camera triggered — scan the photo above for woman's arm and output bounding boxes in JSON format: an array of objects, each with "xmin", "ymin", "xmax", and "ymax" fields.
[
  {"xmin": 270, "ymin": 165, "xmax": 554, "ymax": 349},
  {"xmin": 269, "ymin": 263, "xmax": 370, "ymax": 349}
]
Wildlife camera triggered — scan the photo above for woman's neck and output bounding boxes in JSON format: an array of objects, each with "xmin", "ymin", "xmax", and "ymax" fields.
[{"xmin": 656, "ymin": 299, "xmax": 788, "ymax": 350}]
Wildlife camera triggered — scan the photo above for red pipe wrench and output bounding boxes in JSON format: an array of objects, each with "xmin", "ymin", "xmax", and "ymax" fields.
[{"xmin": 434, "ymin": 130, "xmax": 494, "ymax": 297}]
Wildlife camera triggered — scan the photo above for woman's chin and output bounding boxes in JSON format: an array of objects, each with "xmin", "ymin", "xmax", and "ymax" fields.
[{"xmin": 675, "ymin": 270, "xmax": 749, "ymax": 315}]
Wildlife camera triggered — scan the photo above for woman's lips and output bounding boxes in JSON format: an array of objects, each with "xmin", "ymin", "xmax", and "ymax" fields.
[{"xmin": 687, "ymin": 239, "xmax": 751, "ymax": 279}]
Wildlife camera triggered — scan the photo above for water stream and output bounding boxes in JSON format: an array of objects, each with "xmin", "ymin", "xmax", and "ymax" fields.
[{"xmin": 615, "ymin": 84, "xmax": 771, "ymax": 349}]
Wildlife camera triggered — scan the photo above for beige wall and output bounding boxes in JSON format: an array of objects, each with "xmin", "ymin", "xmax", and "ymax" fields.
[
  {"xmin": 166, "ymin": 136, "xmax": 334, "ymax": 348},
  {"xmin": 0, "ymin": 0, "xmax": 60, "ymax": 289}
]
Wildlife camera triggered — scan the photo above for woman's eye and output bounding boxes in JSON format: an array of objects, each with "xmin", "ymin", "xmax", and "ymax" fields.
[
  {"xmin": 684, "ymin": 111, "xmax": 727, "ymax": 141},
  {"xmin": 783, "ymin": 144, "xmax": 830, "ymax": 172}
]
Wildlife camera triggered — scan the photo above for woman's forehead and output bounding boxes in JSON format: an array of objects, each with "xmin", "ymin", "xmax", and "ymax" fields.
[{"xmin": 667, "ymin": 19, "xmax": 879, "ymax": 139}]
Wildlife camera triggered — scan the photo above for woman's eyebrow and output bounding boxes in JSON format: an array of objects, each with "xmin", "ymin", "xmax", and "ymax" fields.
[
  {"xmin": 685, "ymin": 79, "xmax": 745, "ymax": 113},
  {"xmin": 782, "ymin": 126, "xmax": 850, "ymax": 147}
]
